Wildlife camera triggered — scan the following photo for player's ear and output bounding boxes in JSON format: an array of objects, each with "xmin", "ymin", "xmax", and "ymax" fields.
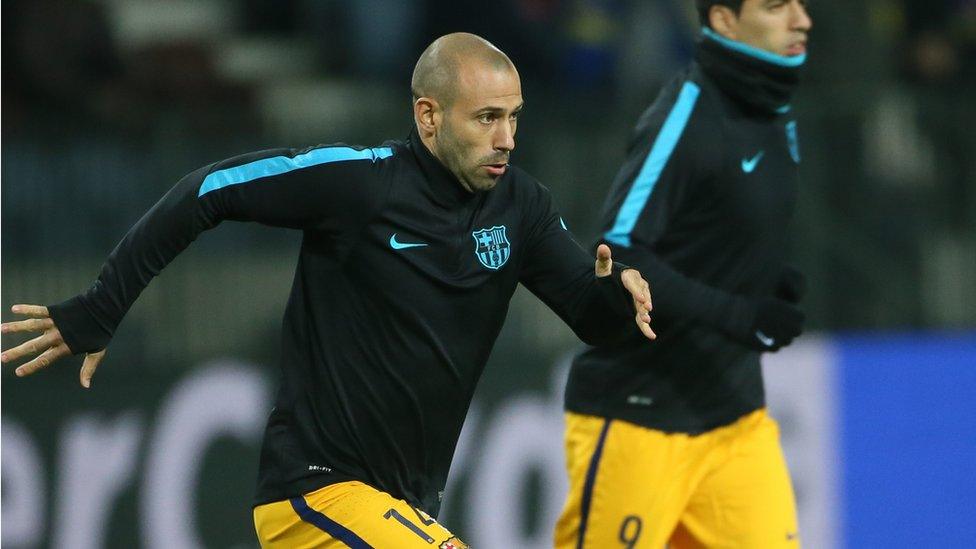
[
  {"xmin": 413, "ymin": 97, "xmax": 440, "ymax": 137},
  {"xmin": 708, "ymin": 5, "xmax": 740, "ymax": 40}
]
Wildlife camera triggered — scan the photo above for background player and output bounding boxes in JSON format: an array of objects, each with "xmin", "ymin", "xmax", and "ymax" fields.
[{"xmin": 556, "ymin": 1, "xmax": 812, "ymax": 547}]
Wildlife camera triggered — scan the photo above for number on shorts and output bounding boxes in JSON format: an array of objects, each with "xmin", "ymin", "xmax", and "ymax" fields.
[
  {"xmin": 619, "ymin": 515, "xmax": 642, "ymax": 548},
  {"xmin": 384, "ymin": 508, "xmax": 435, "ymax": 543}
]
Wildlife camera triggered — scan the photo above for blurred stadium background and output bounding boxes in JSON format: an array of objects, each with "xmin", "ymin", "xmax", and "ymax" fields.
[{"xmin": 2, "ymin": 1, "xmax": 974, "ymax": 547}]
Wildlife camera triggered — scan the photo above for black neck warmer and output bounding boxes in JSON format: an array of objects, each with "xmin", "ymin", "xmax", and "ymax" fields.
[{"xmin": 695, "ymin": 27, "xmax": 806, "ymax": 115}]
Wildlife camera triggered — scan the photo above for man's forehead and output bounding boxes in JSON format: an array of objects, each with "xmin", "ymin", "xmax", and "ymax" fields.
[
  {"xmin": 457, "ymin": 92, "xmax": 523, "ymax": 113},
  {"xmin": 453, "ymin": 65, "xmax": 521, "ymax": 107}
]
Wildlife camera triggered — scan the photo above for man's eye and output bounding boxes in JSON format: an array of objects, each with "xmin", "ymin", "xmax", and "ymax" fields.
[{"xmin": 478, "ymin": 114, "xmax": 494, "ymax": 124}]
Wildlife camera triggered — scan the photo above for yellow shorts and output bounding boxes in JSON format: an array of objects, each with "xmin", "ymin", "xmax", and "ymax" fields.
[
  {"xmin": 554, "ymin": 409, "xmax": 799, "ymax": 548},
  {"xmin": 253, "ymin": 480, "xmax": 468, "ymax": 549}
]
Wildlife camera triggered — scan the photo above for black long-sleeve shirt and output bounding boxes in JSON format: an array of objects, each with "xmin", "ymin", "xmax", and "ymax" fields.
[
  {"xmin": 48, "ymin": 130, "xmax": 636, "ymax": 514},
  {"xmin": 565, "ymin": 56, "xmax": 802, "ymax": 434}
]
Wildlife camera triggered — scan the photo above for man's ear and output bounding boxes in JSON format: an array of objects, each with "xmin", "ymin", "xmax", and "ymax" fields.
[
  {"xmin": 708, "ymin": 5, "xmax": 740, "ymax": 40},
  {"xmin": 414, "ymin": 97, "xmax": 440, "ymax": 137}
]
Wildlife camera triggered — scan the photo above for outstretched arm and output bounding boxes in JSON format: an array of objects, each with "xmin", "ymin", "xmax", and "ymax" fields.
[
  {"xmin": 518, "ymin": 186, "xmax": 656, "ymax": 346},
  {"xmin": 2, "ymin": 305, "xmax": 105, "ymax": 387},
  {"xmin": 2, "ymin": 144, "xmax": 390, "ymax": 386}
]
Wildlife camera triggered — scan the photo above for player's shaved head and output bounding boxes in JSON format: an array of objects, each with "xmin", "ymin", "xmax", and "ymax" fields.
[
  {"xmin": 412, "ymin": 33, "xmax": 523, "ymax": 194},
  {"xmin": 411, "ymin": 32, "xmax": 516, "ymax": 107}
]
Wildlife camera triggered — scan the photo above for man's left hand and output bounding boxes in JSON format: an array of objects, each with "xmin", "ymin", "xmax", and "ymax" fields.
[{"xmin": 595, "ymin": 244, "xmax": 655, "ymax": 340}]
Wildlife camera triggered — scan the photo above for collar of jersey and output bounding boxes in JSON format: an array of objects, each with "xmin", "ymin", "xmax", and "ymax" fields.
[
  {"xmin": 701, "ymin": 28, "xmax": 806, "ymax": 68},
  {"xmin": 408, "ymin": 129, "xmax": 481, "ymax": 207}
]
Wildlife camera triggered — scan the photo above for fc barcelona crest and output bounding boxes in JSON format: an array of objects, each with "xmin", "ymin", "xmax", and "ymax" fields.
[
  {"xmin": 785, "ymin": 120, "xmax": 801, "ymax": 163},
  {"xmin": 472, "ymin": 225, "xmax": 511, "ymax": 270}
]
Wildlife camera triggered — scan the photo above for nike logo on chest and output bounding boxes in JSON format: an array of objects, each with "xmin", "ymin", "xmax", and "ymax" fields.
[
  {"xmin": 741, "ymin": 151, "xmax": 765, "ymax": 173},
  {"xmin": 389, "ymin": 233, "xmax": 428, "ymax": 250}
]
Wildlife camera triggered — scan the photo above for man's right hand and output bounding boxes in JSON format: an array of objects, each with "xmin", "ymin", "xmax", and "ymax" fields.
[
  {"xmin": 1, "ymin": 304, "xmax": 106, "ymax": 388},
  {"xmin": 746, "ymin": 298, "xmax": 805, "ymax": 352}
]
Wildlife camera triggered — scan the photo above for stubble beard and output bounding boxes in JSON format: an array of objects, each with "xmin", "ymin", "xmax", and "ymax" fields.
[{"xmin": 437, "ymin": 124, "xmax": 497, "ymax": 194}]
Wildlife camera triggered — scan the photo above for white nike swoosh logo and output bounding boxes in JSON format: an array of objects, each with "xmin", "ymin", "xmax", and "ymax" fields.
[
  {"xmin": 741, "ymin": 151, "xmax": 765, "ymax": 173},
  {"xmin": 389, "ymin": 233, "xmax": 428, "ymax": 250},
  {"xmin": 755, "ymin": 330, "xmax": 776, "ymax": 347}
]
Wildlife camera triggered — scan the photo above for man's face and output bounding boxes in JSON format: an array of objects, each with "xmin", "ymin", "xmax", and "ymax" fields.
[
  {"xmin": 434, "ymin": 65, "xmax": 523, "ymax": 193},
  {"xmin": 730, "ymin": 0, "xmax": 812, "ymax": 56}
]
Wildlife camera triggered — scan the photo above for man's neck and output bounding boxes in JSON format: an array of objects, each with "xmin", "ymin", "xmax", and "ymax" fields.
[{"xmin": 417, "ymin": 131, "xmax": 475, "ymax": 193}]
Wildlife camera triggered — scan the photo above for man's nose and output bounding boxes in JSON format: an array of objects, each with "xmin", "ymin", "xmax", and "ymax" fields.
[
  {"xmin": 791, "ymin": 1, "xmax": 812, "ymax": 32},
  {"xmin": 493, "ymin": 120, "xmax": 515, "ymax": 152}
]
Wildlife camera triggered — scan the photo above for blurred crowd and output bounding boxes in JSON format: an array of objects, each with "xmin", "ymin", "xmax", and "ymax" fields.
[{"xmin": 4, "ymin": 1, "xmax": 974, "ymax": 130}]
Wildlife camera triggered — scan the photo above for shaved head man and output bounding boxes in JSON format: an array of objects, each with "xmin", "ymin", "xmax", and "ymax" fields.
[
  {"xmin": 2, "ymin": 32, "xmax": 654, "ymax": 548},
  {"xmin": 411, "ymin": 33, "xmax": 523, "ymax": 193}
]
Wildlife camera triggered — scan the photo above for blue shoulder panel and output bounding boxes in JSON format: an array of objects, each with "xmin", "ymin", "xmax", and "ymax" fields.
[
  {"xmin": 198, "ymin": 146, "xmax": 394, "ymax": 197},
  {"xmin": 604, "ymin": 81, "xmax": 701, "ymax": 247}
]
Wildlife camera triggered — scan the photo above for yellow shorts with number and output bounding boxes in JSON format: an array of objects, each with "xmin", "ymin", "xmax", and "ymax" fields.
[
  {"xmin": 253, "ymin": 480, "xmax": 468, "ymax": 549},
  {"xmin": 554, "ymin": 409, "xmax": 799, "ymax": 548}
]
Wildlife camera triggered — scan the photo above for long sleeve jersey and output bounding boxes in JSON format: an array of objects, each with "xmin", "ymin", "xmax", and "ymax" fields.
[
  {"xmin": 48, "ymin": 130, "xmax": 637, "ymax": 514},
  {"xmin": 564, "ymin": 57, "xmax": 802, "ymax": 434}
]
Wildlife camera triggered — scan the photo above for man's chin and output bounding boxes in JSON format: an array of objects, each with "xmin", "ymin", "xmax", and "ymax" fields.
[
  {"xmin": 465, "ymin": 176, "xmax": 499, "ymax": 193},
  {"xmin": 477, "ymin": 179, "xmax": 499, "ymax": 192}
]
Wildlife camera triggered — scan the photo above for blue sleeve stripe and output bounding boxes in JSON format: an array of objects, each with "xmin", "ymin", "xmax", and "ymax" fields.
[
  {"xmin": 198, "ymin": 146, "xmax": 394, "ymax": 197},
  {"xmin": 702, "ymin": 28, "xmax": 807, "ymax": 67},
  {"xmin": 604, "ymin": 81, "xmax": 701, "ymax": 247}
]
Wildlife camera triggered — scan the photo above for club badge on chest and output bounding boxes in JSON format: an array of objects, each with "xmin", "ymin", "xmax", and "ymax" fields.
[{"xmin": 471, "ymin": 225, "xmax": 511, "ymax": 270}]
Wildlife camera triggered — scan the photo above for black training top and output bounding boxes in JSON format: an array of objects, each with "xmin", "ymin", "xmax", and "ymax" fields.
[
  {"xmin": 48, "ymin": 130, "xmax": 637, "ymax": 515},
  {"xmin": 565, "ymin": 32, "xmax": 804, "ymax": 434}
]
